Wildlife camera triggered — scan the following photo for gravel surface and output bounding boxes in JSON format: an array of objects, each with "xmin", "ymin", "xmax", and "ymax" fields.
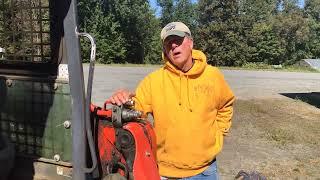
[
  {"xmin": 84, "ymin": 65, "xmax": 320, "ymax": 104},
  {"xmin": 84, "ymin": 65, "xmax": 320, "ymax": 179}
]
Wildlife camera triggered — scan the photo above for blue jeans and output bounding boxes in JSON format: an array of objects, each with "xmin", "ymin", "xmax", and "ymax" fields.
[{"xmin": 161, "ymin": 160, "xmax": 219, "ymax": 180}]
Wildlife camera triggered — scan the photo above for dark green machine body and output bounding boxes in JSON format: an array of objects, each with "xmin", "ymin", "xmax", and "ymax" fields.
[
  {"xmin": 0, "ymin": 77, "xmax": 73, "ymax": 179},
  {"xmin": 0, "ymin": 77, "xmax": 72, "ymax": 161}
]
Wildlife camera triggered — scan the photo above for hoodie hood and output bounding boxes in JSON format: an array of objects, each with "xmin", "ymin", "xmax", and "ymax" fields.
[{"xmin": 163, "ymin": 49, "xmax": 207, "ymax": 76}]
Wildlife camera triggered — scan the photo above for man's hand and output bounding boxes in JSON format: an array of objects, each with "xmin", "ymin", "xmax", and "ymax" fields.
[{"xmin": 107, "ymin": 89, "xmax": 135, "ymax": 105}]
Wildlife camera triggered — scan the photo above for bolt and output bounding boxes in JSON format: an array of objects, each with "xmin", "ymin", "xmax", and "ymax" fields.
[
  {"xmin": 6, "ymin": 79, "xmax": 12, "ymax": 87},
  {"xmin": 145, "ymin": 151, "xmax": 151, "ymax": 157},
  {"xmin": 54, "ymin": 154, "xmax": 60, "ymax": 162},
  {"xmin": 63, "ymin": 121, "xmax": 71, "ymax": 129},
  {"xmin": 53, "ymin": 83, "xmax": 58, "ymax": 90}
]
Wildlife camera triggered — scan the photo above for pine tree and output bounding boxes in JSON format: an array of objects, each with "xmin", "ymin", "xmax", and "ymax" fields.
[
  {"xmin": 78, "ymin": 0, "xmax": 161, "ymax": 64},
  {"xmin": 157, "ymin": 0, "xmax": 175, "ymax": 26},
  {"xmin": 197, "ymin": 0, "xmax": 249, "ymax": 66},
  {"xmin": 78, "ymin": 0, "xmax": 126, "ymax": 63}
]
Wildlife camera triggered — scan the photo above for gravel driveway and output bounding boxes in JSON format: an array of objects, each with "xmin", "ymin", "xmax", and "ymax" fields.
[
  {"xmin": 85, "ymin": 65, "xmax": 320, "ymax": 179},
  {"xmin": 84, "ymin": 65, "xmax": 320, "ymax": 104}
]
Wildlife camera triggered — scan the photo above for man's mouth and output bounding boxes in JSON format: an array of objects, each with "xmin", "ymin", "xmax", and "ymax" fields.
[{"xmin": 173, "ymin": 51, "xmax": 181, "ymax": 57}]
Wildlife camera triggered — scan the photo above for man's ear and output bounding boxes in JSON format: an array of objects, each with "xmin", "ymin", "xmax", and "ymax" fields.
[
  {"xmin": 163, "ymin": 47, "xmax": 170, "ymax": 60},
  {"xmin": 189, "ymin": 39, "xmax": 193, "ymax": 49},
  {"xmin": 163, "ymin": 46, "xmax": 167, "ymax": 56}
]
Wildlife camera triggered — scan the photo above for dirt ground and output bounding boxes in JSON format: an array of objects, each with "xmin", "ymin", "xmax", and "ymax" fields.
[
  {"xmin": 219, "ymin": 97, "xmax": 320, "ymax": 180},
  {"xmin": 87, "ymin": 66, "xmax": 320, "ymax": 179}
]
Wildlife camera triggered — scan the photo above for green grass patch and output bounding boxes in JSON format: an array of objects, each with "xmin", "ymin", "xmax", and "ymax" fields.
[
  {"xmin": 220, "ymin": 62, "xmax": 319, "ymax": 73},
  {"xmin": 265, "ymin": 128, "xmax": 295, "ymax": 146}
]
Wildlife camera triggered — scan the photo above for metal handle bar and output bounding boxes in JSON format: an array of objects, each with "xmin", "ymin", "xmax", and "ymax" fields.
[{"xmin": 77, "ymin": 32, "xmax": 97, "ymax": 174}]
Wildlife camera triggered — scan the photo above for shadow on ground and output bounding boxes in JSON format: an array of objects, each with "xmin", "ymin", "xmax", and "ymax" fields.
[{"xmin": 280, "ymin": 92, "xmax": 320, "ymax": 108}]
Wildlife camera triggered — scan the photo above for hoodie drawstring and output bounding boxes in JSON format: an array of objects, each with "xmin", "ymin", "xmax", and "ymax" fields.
[
  {"xmin": 179, "ymin": 73, "xmax": 192, "ymax": 112},
  {"xmin": 179, "ymin": 73, "xmax": 182, "ymax": 106},
  {"xmin": 186, "ymin": 75, "xmax": 192, "ymax": 112}
]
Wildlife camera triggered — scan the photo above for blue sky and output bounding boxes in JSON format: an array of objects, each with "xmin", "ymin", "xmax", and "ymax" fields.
[
  {"xmin": 149, "ymin": 0, "xmax": 198, "ymax": 16},
  {"xmin": 298, "ymin": 0, "xmax": 305, "ymax": 7}
]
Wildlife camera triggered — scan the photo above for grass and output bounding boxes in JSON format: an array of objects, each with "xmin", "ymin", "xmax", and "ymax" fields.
[
  {"xmin": 221, "ymin": 63, "xmax": 319, "ymax": 73},
  {"xmin": 265, "ymin": 128, "xmax": 295, "ymax": 146},
  {"xmin": 221, "ymin": 98, "xmax": 320, "ymax": 179},
  {"xmin": 84, "ymin": 62, "xmax": 162, "ymax": 67}
]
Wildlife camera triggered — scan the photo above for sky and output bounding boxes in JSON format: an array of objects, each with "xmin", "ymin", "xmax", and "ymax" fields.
[
  {"xmin": 298, "ymin": 0, "xmax": 305, "ymax": 7},
  {"xmin": 149, "ymin": 0, "xmax": 198, "ymax": 16}
]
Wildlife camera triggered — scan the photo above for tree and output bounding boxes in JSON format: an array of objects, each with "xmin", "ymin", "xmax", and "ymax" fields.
[
  {"xmin": 304, "ymin": 0, "xmax": 320, "ymax": 21},
  {"xmin": 157, "ymin": 0, "xmax": 175, "ymax": 27},
  {"xmin": 172, "ymin": 0, "xmax": 197, "ymax": 34},
  {"xmin": 78, "ymin": 0, "xmax": 161, "ymax": 64},
  {"xmin": 197, "ymin": 0, "xmax": 249, "ymax": 66},
  {"xmin": 78, "ymin": 0, "xmax": 126, "ymax": 63},
  {"xmin": 239, "ymin": 0, "xmax": 276, "ymax": 25},
  {"xmin": 0, "ymin": 0, "xmax": 51, "ymax": 62},
  {"xmin": 246, "ymin": 22, "xmax": 286, "ymax": 64},
  {"xmin": 306, "ymin": 19, "xmax": 320, "ymax": 58},
  {"xmin": 110, "ymin": 0, "xmax": 161, "ymax": 63},
  {"xmin": 271, "ymin": 10, "xmax": 310, "ymax": 64},
  {"xmin": 239, "ymin": 0, "xmax": 286, "ymax": 65}
]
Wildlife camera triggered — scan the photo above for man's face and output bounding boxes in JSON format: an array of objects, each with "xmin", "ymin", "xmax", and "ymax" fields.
[{"xmin": 163, "ymin": 35, "xmax": 193, "ymax": 70}]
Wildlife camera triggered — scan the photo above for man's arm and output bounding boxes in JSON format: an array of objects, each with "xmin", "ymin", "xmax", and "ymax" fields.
[{"xmin": 215, "ymin": 71, "xmax": 235, "ymax": 135}]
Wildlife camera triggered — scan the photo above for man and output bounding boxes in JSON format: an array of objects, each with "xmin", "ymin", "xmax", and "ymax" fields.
[{"xmin": 107, "ymin": 22, "xmax": 235, "ymax": 179}]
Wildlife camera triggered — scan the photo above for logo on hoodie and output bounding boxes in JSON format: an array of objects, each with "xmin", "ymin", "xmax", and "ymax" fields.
[{"xmin": 193, "ymin": 84, "xmax": 214, "ymax": 98}]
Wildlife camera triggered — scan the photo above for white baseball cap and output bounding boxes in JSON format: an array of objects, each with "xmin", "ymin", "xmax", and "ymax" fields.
[{"xmin": 160, "ymin": 22, "xmax": 192, "ymax": 41}]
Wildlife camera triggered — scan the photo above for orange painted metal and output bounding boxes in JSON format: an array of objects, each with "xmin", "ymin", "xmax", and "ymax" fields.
[
  {"xmin": 91, "ymin": 103, "xmax": 160, "ymax": 180},
  {"xmin": 124, "ymin": 122, "xmax": 160, "ymax": 180}
]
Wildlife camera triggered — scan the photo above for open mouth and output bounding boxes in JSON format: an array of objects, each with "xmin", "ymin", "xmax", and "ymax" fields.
[{"xmin": 173, "ymin": 51, "xmax": 181, "ymax": 57}]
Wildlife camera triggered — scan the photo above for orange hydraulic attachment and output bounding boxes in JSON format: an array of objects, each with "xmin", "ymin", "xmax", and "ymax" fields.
[{"xmin": 90, "ymin": 100, "xmax": 160, "ymax": 180}]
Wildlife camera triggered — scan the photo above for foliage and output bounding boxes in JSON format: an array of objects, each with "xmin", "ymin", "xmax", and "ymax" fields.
[
  {"xmin": 194, "ymin": 0, "xmax": 318, "ymax": 67},
  {"xmin": 305, "ymin": 0, "xmax": 320, "ymax": 21},
  {"xmin": 0, "ymin": 0, "xmax": 50, "ymax": 62},
  {"xmin": 271, "ymin": 11, "xmax": 310, "ymax": 65},
  {"xmin": 78, "ymin": 0, "xmax": 161, "ymax": 64},
  {"xmin": 157, "ymin": 0, "xmax": 175, "ymax": 27},
  {"xmin": 307, "ymin": 20, "xmax": 320, "ymax": 58},
  {"xmin": 247, "ymin": 22, "xmax": 286, "ymax": 65},
  {"xmin": 197, "ymin": 0, "xmax": 250, "ymax": 66},
  {"xmin": 78, "ymin": 0, "xmax": 126, "ymax": 63},
  {"xmin": 1, "ymin": 0, "xmax": 320, "ymax": 66},
  {"xmin": 172, "ymin": 0, "xmax": 197, "ymax": 35}
]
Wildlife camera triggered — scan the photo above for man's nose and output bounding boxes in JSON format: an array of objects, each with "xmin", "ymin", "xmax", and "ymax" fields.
[{"xmin": 171, "ymin": 42, "xmax": 179, "ymax": 49}]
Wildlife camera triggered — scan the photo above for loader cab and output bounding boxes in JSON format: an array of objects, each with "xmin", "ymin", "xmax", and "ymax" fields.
[{"xmin": 0, "ymin": 0, "xmax": 93, "ymax": 179}]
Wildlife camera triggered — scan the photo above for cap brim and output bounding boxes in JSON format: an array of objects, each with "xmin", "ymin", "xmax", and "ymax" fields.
[{"xmin": 162, "ymin": 30, "xmax": 185, "ymax": 41}]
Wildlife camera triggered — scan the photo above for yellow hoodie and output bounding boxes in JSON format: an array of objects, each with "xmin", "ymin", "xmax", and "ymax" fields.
[{"xmin": 134, "ymin": 49, "xmax": 235, "ymax": 178}]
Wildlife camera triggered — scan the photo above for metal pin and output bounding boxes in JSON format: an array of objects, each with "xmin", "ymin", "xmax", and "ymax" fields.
[
  {"xmin": 54, "ymin": 154, "xmax": 60, "ymax": 162},
  {"xmin": 63, "ymin": 121, "xmax": 71, "ymax": 129}
]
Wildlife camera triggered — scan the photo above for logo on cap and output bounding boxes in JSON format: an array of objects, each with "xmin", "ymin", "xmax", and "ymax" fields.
[{"xmin": 165, "ymin": 24, "xmax": 176, "ymax": 32}]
